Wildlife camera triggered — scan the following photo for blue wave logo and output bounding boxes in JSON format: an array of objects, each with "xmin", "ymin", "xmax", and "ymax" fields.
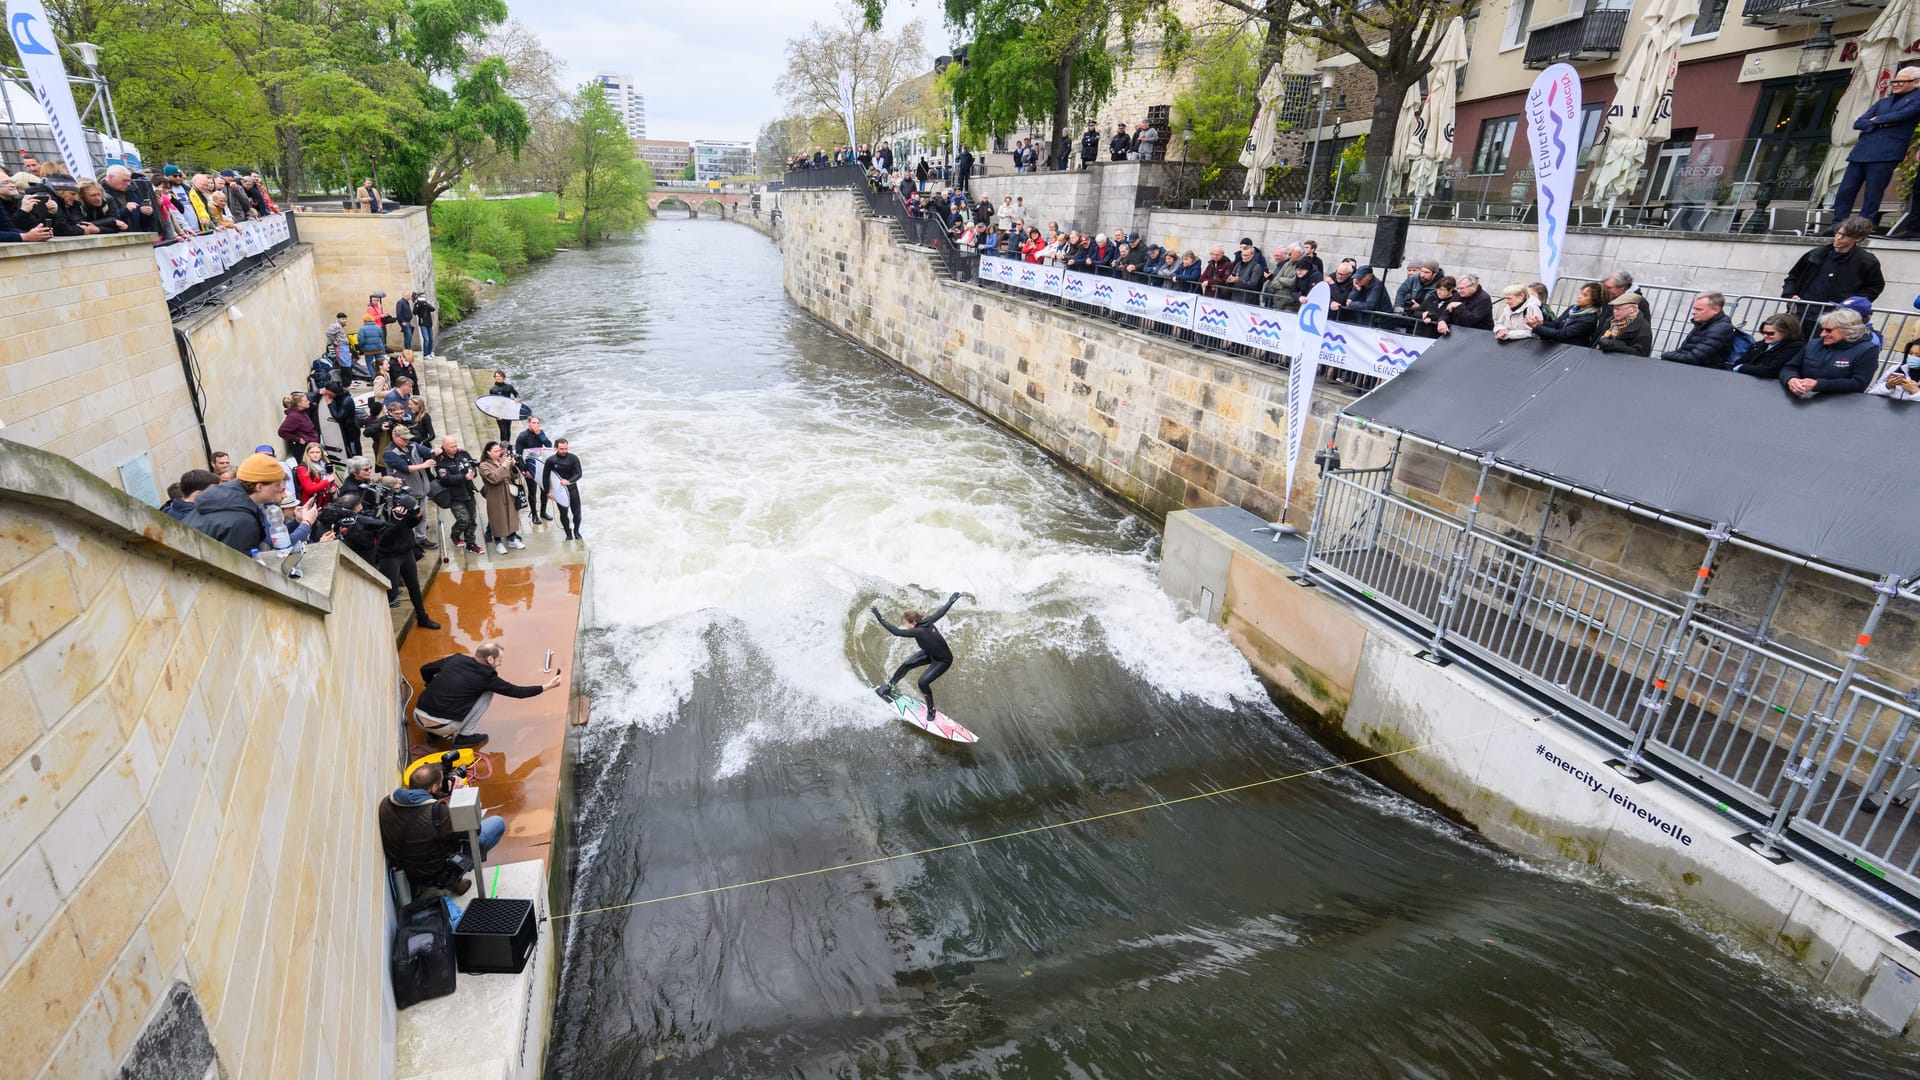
[
  {"xmin": 1197, "ymin": 305, "xmax": 1231, "ymax": 329},
  {"xmin": 1246, "ymin": 315, "xmax": 1288, "ymax": 343},
  {"xmin": 10, "ymin": 14, "xmax": 52, "ymax": 55},
  {"xmin": 1123, "ymin": 287, "xmax": 1149, "ymax": 311},
  {"xmin": 1320, "ymin": 332, "xmax": 1349, "ymax": 356},
  {"xmin": 1092, "ymin": 282, "xmax": 1114, "ymax": 301},
  {"xmin": 1162, "ymin": 298, "xmax": 1192, "ymax": 319},
  {"xmin": 1064, "ymin": 277, "xmax": 1085, "ymax": 295}
]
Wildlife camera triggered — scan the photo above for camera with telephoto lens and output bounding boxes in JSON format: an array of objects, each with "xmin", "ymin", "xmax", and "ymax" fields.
[{"xmin": 439, "ymin": 749, "xmax": 469, "ymax": 784}]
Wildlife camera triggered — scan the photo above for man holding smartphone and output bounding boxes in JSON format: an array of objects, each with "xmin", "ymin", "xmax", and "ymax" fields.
[{"xmin": 414, "ymin": 642, "xmax": 564, "ymax": 749}]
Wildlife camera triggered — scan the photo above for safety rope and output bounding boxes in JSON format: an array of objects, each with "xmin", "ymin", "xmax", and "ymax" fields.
[{"xmin": 546, "ymin": 716, "xmax": 1528, "ymax": 923}]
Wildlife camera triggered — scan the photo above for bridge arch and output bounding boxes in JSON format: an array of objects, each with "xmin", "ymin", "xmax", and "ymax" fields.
[{"xmin": 647, "ymin": 189, "xmax": 747, "ymax": 219}]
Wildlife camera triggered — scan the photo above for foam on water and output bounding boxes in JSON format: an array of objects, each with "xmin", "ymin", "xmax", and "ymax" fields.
[{"xmin": 535, "ymin": 352, "xmax": 1268, "ymax": 773}]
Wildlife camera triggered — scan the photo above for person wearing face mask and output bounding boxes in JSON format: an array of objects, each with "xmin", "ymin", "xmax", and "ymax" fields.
[{"xmin": 1869, "ymin": 337, "xmax": 1920, "ymax": 399}]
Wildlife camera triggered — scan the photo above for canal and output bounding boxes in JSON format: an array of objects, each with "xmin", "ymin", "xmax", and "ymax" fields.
[{"xmin": 443, "ymin": 213, "xmax": 1920, "ymax": 1077}]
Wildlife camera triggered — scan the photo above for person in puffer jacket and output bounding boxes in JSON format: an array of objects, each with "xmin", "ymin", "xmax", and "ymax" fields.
[
  {"xmin": 1659, "ymin": 292, "xmax": 1738, "ymax": 367},
  {"xmin": 1781, "ymin": 309, "xmax": 1880, "ymax": 398}
]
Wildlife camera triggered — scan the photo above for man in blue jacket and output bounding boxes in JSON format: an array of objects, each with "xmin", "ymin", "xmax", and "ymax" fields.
[
  {"xmin": 1659, "ymin": 292, "xmax": 1738, "ymax": 367},
  {"xmin": 1833, "ymin": 67, "xmax": 1920, "ymax": 225}
]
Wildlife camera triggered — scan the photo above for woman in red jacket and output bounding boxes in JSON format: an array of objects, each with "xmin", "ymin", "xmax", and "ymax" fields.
[
  {"xmin": 293, "ymin": 442, "xmax": 336, "ymax": 508},
  {"xmin": 1020, "ymin": 227, "xmax": 1045, "ymax": 263},
  {"xmin": 279, "ymin": 391, "xmax": 320, "ymax": 458}
]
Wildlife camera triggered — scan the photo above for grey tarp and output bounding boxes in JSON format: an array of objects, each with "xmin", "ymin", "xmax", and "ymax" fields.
[{"xmin": 1342, "ymin": 332, "xmax": 1920, "ymax": 581}]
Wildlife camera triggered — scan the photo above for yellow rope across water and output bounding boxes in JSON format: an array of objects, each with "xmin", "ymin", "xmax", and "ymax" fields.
[{"xmin": 546, "ymin": 716, "xmax": 1531, "ymax": 923}]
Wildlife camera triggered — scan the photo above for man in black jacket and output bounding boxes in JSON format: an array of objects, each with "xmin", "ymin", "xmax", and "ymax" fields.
[
  {"xmin": 514, "ymin": 417, "xmax": 555, "ymax": 523},
  {"xmin": 1339, "ymin": 265, "xmax": 1392, "ymax": 324},
  {"xmin": 415, "ymin": 642, "xmax": 564, "ymax": 748},
  {"xmin": 1081, "ymin": 124, "xmax": 1100, "ymax": 169},
  {"xmin": 1660, "ymin": 292, "xmax": 1738, "ymax": 367},
  {"xmin": 432, "ymin": 436, "xmax": 482, "ymax": 553},
  {"xmin": 184, "ymin": 454, "xmax": 318, "ymax": 552},
  {"xmin": 1783, "ymin": 216, "xmax": 1884, "ymax": 317},
  {"xmin": 1110, "ymin": 124, "xmax": 1131, "ymax": 161},
  {"xmin": 543, "ymin": 438, "xmax": 585, "ymax": 540},
  {"xmin": 1437, "ymin": 274, "xmax": 1494, "ymax": 334}
]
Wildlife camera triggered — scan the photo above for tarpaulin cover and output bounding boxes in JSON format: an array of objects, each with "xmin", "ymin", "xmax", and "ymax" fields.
[{"xmin": 1343, "ymin": 332, "xmax": 1920, "ymax": 580}]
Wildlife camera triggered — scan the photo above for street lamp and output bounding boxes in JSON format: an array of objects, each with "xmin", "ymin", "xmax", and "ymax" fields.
[
  {"xmin": 1797, "ymin": 16, "xmax": 1837, "ymax": 85},
  {"xmin": 1305, "ymin": 72, "xmax": 1344, "ymax": 210}
]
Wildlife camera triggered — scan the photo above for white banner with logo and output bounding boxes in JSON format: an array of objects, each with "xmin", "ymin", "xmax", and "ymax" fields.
[
  {"xmin": 154, "ymin": 213, "xmax": 293, "ymax": 298},
  {"xmin": 1525, "ymin": 64, "xmax": 1581, "ymax": 292},
  {"xmin": 6, "ymin": 0, "xmax": 94, "ymax": 178},
  {"xmin": 836, "ymin": 69, "xmax": 858, "ymax": 149},
  {"xmin": 979, "ymin": 259, "xmax": 1434, "ymax": 378}
]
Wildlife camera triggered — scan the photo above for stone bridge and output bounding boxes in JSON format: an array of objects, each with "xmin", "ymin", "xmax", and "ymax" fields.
[{"xmin": 648, "ymin": 189, "xmax": 748, "ymax": 218}]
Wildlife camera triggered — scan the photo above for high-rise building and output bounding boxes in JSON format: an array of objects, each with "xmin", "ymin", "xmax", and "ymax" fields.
[
  {"xmin": 593, "ymin": 72, "xmax": 647, "ymax": 140},
  {"xmin": 635, "ymin": 139, "xmax": 692, "ymax": 180},
  {"xmin": 693, "ymin": 140, "xmax": 754, "ymax": 182}
]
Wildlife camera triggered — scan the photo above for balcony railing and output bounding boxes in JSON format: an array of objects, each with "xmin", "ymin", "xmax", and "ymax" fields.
[
  {"xmin": 1523, "ymin": 10, "xmax": 1630, "ymax": 69},
  {"xmin": 1743, "ymin": 0, "xmax": 1886, "ymax": 28}
]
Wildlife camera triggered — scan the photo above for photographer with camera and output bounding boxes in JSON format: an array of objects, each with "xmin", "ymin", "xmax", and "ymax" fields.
[
  {"xmin": 379, "ymin": 760, "xmax": 506, "ymax": 898},
  {"xmin": 330, "ymin": 482, "xmax": 441, "ymax": 629},
  {"xmin": 415, "ymin": 642, "xmax": 564, "ymax": 748},
  {"xmin": 382, "ymin": 427, "xmax": 437, "ymax": 549},
  {"xmin": 432, "ymin": 435, "xmax": 483, "ymax": 555}
]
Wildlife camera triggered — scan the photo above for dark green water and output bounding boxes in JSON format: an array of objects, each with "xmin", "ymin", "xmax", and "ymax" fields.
[{"xmin": 443, "ymin": 216, "xmax": 1919, "ymax": 1078}]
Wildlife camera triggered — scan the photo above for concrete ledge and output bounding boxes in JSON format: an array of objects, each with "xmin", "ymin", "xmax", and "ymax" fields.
[
  {"xmin": 1164, "ymin": 506, "xmax": 1920, "ymax": 1033},
  {"xmin": 0, "ymin": 434, "xmax": 353, "ymax": 613}
]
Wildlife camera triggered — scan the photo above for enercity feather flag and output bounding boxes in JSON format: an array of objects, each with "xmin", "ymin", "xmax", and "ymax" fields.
[
  {"xmin": 5, "ymin": 0, "xmax": 93, "ymax": 178},
  {"xmin": 1525, "ymin": 64, "xmax": 1581, "ymax": 292},
  {"xmin": 837, "ymin": 69, "xmax": 857, "ymax": 149},
  {"xmin": 1281, "ymin": 281, "xmax": 1332, "ymax": 529}
]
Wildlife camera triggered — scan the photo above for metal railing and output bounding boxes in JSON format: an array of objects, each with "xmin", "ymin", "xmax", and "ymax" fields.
[
  {"xmin": 1523, "ymin": 10, "xmax": 1630, "ymax": 68},
  {"xmin": 1305, "ymin": 462, "xmax": 1920, "ymax": 902},
  {"xmin": 1742, "ymin": 0, "xmax": 1886, "ymax": 28},
  {"xmin": 1546, "ymin": 278, "xmax": 1920, "ymax": 386}
]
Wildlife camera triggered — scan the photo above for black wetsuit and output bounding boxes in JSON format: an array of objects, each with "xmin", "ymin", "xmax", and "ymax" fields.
[{"xmin": 874, "ymin": 593, "xmax": 959, "ymax": 717}]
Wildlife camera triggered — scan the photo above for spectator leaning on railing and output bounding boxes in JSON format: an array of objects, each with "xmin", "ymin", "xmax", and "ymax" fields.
[
  {"xmin": 1782, "ymin": 308, "xmax": 1878, "ymax": 398},
  {"xmin": 1596, "ymin": 292, "xmax": 1654, "ymax": 356},
  {"xmin": 1731, "ymin": 313, "xmax": 1804, "ymax": 380}
]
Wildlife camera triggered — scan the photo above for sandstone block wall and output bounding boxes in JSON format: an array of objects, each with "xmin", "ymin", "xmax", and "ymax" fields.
[
  {"xmin": 781, "ymin": 188, "xmax": 1386, "ymax": 527},
  {"xmin": 297, "ymin": 208, "xmax": 437, "ymax": 336},
  {"xmin": 969, "ymin": 162, "xmax": 1173, "ymax": 240},
  {"xmin": 175, "ymin": 244, "xmax": 327, "ymax": 461},
  {"xmin": 0, "ymin": 235, "xmax": 200, "ymax": 495},
  {"xmin": 0, "ymin": 440, "xmax": 400, "ymax": 1080}
]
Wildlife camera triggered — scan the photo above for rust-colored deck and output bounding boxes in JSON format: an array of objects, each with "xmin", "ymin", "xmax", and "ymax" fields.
[{"xmin": 397, "ymin": 559, "xmax": 586, "ymax": 866}]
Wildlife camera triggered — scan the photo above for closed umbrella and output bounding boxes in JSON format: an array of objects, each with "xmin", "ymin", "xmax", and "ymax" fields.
[
  {"xmin": 1404, "ymin": 16, "xmax": 1469, "ymax": 214},
  {"xmin": 1241, "ymin": 64, "xmax": 1287, "ymax": 201},
  {"xmin": 1809, "ymin": 0, "xmax": 1920, "ymax": 206},
  {"xmin": 1584, "ymin": 0, "xmax": 1700, "ymax": 220}
]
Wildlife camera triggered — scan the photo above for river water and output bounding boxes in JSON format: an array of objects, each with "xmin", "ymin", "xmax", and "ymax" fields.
[{"xmin": 445, "ymin": 215, "xmax": 1919, "ymax": 1078}]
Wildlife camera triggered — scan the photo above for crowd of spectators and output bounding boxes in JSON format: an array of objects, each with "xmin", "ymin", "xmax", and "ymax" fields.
[
  {"xmin": 788, "ymin": 117, "xmax": 1164, "ymax": 182},
  {"xmin": 0, "ymin": 154, "xmax": 279, "ymax": 244},
  {"xmin": 909, "ymin": 186, "xmax": 1916, "ymax": 401},
  {"xmin": 157, "ymin": 284, "xmax": 590, "ymax": 635}
]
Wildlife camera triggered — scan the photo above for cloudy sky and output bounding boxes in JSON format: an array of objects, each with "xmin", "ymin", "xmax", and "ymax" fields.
[{"xmin": 507, "ymin": 0, "xmax": 946, "ymax": 143}]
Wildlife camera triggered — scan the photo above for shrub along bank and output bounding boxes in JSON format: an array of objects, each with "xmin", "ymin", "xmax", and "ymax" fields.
[{"xmin": 431, "ymin": 194, "xmax": 576, "ymax": 325}]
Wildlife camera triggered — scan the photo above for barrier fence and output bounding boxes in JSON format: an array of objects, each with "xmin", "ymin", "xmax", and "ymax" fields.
[
  {"xmin": 1305, "ymin": 459, "xmax": 1920, "ymax": 904},
  {"xmin": 157, "ymin": 212, "xmax": 298, "ymax": 315}
]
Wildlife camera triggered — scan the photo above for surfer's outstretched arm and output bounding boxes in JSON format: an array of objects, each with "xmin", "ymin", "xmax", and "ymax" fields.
[
  {"xmin": 922, "ymin": 592, "xmax": 960, "ymax": 626},
  {"xmin": 871, "ymin": 605, "xmax": 909, "ymax": 636}
]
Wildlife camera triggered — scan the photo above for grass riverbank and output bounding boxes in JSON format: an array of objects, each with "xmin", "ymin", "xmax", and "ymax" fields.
[{"xmin": 431, "ymin": 194, "xmax": 577, "ymax": 326}]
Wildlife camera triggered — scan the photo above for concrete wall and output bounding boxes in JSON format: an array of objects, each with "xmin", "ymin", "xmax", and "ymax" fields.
[
  {"xmin": 969, "ymin": 161, "xmax": 1173, "ymax": 239},
  {"xmin": 782, "ymin": 187, "xmax": 1383, "ymax": 524},
  {"xmin": 174, "ymin": 244, "xmax": 326, "ymax": 461},
  {"xmin": 297, "ymin": 207, "xmax": 436, "ymax": 331},
  {"xmin": 1163, "ymin": 507, "xmax": 1920, "ymax": 1032},
  {"xmin": 1143, "ymin": 208, "xmax": 1920, "ymax": 320},
  {"xmin": 0, "ymin": 439, "xmax": 400, "ymax": 1079},
  {"xmin": 0, "ymin": 235, "xmax": 200, "ymax": 496}
]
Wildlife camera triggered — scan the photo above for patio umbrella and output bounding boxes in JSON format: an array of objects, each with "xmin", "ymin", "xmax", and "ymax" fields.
[
  {"xmin": 1584, "ymin": 0, "xmax": 1700, "ymax": 217},
  {"xmin": 1403, "ymin": 16, "xmax": 1469, "ymax": 212},
  {"xmin": 1241, "ymin": 64, "xmax": 1287, "ymax": 201},
  {"xmin": 1809, "ymin": 0, "xmax": 1920, "ymax": 205}
]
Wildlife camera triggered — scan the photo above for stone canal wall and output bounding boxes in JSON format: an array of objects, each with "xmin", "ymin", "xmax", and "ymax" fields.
[
  {"xmin": 0, "ymin": 440, "xmax": 400, "ymax": 1078},
  {"xmin": 779, "ymin": 187, "xmax": 1381, "ymax": 526}
]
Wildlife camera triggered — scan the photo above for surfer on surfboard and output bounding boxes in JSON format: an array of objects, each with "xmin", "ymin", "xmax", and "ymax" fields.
[{"xmin": 873, "ymin": 592, "xmax": 961, "ymax": 722}]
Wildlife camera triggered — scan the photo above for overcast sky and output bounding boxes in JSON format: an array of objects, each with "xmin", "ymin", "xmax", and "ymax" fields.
[{"xmin": 507, "ymin": 0, "xmax": 945, "ymax": 144}]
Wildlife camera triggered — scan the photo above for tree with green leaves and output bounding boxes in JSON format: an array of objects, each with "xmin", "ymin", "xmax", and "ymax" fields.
[
  {"xmin": 1201, "ymin": 0, "xmax": 1468, "ymax": 200},
  {"xmin": 1171, "ymin": 29, "xmax": 1262, "ymax": 166},
  {"xmin": 568, "ymin": 83, "xmax": 651, "ymax": 244}
]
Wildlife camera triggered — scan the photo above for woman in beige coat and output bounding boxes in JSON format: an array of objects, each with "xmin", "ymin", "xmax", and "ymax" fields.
[{"xmin": 478, "ymin": 441, "xmax": 524, "ymax": 554}]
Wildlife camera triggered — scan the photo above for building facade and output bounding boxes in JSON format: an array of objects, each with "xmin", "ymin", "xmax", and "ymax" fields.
[
  {"xmin": 594, "ymin": 72, "xmax": 648, "ymax": 140},
  {"xmin": 694, "ymin": 139, "xmax": 755, "ymax": 181},
  {"xmin": 635, "ymin": 139, "xmax": 692, "ymax": 180},
  {"xmin": 1449, "ymin": 0, "xmax": 1895, "ymax": 225}
]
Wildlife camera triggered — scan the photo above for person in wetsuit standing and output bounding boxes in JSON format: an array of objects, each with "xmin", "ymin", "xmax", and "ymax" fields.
[{"xmin": 873, "ymin": 592, "xmax": 961, "ymax": 720}]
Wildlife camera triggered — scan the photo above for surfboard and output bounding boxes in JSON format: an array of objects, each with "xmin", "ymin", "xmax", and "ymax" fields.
[
  {"xmin": 474, "ymin": 394, "xmax": 522, "ymax": 421},
  {"xmin": 881, "ymin": 688, "xmax": 979, "ymax": 743},
  {"xmin": 521, "ymin": 446, "xmax": 571, "ymax": 508}
]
